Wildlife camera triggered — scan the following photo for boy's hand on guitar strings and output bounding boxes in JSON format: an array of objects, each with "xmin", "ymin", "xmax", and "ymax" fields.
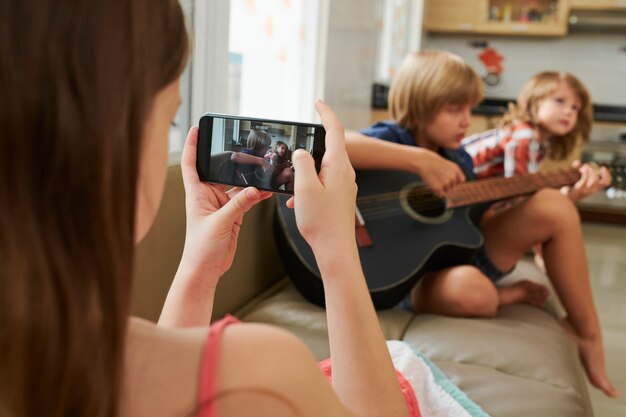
[{"xmin": 414, "ymin": 150, "xmax": 466, "ymax": 197}]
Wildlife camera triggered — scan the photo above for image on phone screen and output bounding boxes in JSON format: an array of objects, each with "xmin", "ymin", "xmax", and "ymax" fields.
[{"xmin": 197, "ymin": 113, "xmax": 326, "ymax": 195}]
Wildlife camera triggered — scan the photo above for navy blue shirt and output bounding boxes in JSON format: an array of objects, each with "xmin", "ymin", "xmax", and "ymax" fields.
[{"xmin": 360, "ymin": 121, "xmax": 476, "ymax": 181}]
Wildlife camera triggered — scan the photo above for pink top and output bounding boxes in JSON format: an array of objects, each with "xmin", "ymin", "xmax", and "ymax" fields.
[
  {"xmin": 198, "ymin": 316, "xmax": 420, "ymax": 417},
  {"xmin": 198, "ymin": 314, "xmax": 240, "ymax": 417},
  {"xmin": 318, "ymin": 358, "xmax": 421, "ymax": 417}
]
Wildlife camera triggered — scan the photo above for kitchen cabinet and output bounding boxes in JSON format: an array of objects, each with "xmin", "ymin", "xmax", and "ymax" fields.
[
  {"xmin": 423, "ymin": 0, "xmax": 569, "ymax": 36},
  {"xmin": 570, "ymin": 0, "xmax": 626, "ymax": 10},
  {"xmin": 423, "ymin": 0, "xmax": 483, "ymax": 32}
]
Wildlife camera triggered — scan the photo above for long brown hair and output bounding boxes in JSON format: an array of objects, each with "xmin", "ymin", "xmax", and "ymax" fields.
[
  {"xmin": 503, "ymin": 71, "xmax": 593, "ymax": 160},
  {"xmin": 0, "ymin": 1, "xmax": 188, "ymax": 416}
]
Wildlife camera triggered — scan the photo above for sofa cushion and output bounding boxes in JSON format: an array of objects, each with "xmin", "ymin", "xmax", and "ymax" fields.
[
  {"xmin": 240, "ymin": 281, "xmax": 414, "ymax": 360},
  {"xmin": 239, "ymin": 259, "xmax": 593, "ymax": 416},
  {"xmin": 404, "ymin": 307, "xmax": 592, "ymax": 417}
]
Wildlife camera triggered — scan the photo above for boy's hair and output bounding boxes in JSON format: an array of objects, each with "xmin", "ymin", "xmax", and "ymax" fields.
[
  {"xmin": 246, "ymin": 129, "xmax": 272, "ymax": 152},
  {"xmin": 389, "ymin": 50, "xmax": 484, "ymax": 134},
  {"xmin": 506, "ymin": 71, "xmax": 592, "ymax": 160}
]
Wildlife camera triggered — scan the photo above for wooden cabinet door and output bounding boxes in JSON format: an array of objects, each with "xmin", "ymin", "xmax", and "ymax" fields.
[
  {"xmin": 423, "ymin": 0, "xmax": 569, "ymax": 36},
  {"xmin": 570, "ymin": 0, "xmax": 626, "ymax": 10},
  {"xmin": 478, "ymin": 0, "xmax": 569, "ymax": 36},
  {"xmin": 423, "ymin": 0, "xmax": 484, "ymax": 32}
]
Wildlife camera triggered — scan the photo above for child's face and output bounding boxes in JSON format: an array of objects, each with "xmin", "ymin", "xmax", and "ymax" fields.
[
  {"xmin": 535, "ymin": 82, "xmax": 581, "ymax": 138},
  {"xmin": 276, "ymin": 144, "xmax": 287, "ymax": 156},
  {"xmin": 423, "ymin": 104, "xmax": 473, "ymax": 150}
]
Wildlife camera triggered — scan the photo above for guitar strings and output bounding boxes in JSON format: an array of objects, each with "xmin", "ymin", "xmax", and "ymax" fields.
[{"xmin": 356, "ymin": 170, "xmax": 580, "ymax": 215}]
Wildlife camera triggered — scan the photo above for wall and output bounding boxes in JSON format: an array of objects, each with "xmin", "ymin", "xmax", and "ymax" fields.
[
  {"xmin": 323, "ymin": 0, "xmax": 381, "ymax": 130},
  {"xmin": 323, "ymin": 0, "xmax": 426, "ymax": 130},
  {"xmin": 422, "ymin": 32, "xmax": 626, "ymax": 106}
]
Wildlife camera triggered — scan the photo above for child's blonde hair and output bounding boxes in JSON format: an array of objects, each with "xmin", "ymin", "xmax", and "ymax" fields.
[
  {"xmin": 504, "ymin": 71, "xmax": 592, "ymax": 160},
  {"xmin": 246, "ymin": 129, "xmax": 272, "ymax": 153},
  {"xmin": 389, "ymin": 50, "xmax": 484, "ymax": 134}
]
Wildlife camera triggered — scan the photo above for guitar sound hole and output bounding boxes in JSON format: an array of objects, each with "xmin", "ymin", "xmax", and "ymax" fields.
[
  {"xmin": 400, "ymin": 184, "xmax": 453, "ymax": 224},
  {"xmin": 407, "ymin": 188, "xmax": 446, "ymax": 217}
]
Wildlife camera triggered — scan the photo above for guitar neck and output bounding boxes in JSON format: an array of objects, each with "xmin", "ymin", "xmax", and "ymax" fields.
[{"xmin": 446, "ymin": 169, "xmax": 581, "ymax": 208}]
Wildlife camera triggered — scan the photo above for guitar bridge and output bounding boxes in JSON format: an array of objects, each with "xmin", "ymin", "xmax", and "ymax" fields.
[{"xmin": 355, "ymin": 207, "xmax": 373, "ymax": 248}]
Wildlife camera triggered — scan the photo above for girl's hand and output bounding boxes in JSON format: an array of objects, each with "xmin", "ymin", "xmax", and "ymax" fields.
[
  {"xmin": 413, "ymin": 149, "xmax": 466, "ymax": 196},
  {"xmin": 286, "ymin": 100, "xmax": 357, "ymax": 258},
  {"xmin": 179, "ymin": 127, "xmax": 272, "ymax": 284},
  {"xmin": 563, "ymin": 160, "xmax": 612, "ymax": 201}
]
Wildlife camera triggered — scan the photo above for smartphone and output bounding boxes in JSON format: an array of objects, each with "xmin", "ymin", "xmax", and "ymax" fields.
[{"xmin": 197, "ymin": 113, "xmax": 326, "ymax": 195}]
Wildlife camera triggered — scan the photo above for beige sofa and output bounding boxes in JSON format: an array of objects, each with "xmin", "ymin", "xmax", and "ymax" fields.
[{"xmin": 133, "ymin": 162, "xmax": 594, "ymax": 417}]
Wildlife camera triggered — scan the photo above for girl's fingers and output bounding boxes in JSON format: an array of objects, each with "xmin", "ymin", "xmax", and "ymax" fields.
[
  {"xmin": 214, "ymin": 187, "xmax": 264, "ymax": 225},
  {"xmin": 292, "ymin": 149, "xmax": 319, "ymax": 194},
  {"xmin": 181, "ymin": 127, "xmax": 200, "ymax": 188},
  {"xmin": 314, "ymin": 100, "xmax": 345, "ymax": 160}
]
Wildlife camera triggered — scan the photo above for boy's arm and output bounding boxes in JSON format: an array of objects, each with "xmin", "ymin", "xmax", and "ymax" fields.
[
  {"xmin": 230, "ymin": 152, "xmax": 269, "ymax": 168},
  {"xmin": 345, "ymin": 130, "xmax": 465, "ymax": 196}
]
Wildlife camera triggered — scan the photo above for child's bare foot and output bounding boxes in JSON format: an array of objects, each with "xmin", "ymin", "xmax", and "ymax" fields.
[
  {"xmin": 561, "ymin": 318, "xmax": 620, "ymax": 398},
  {"xmin": 497, "ymin": 280, "xmax": 549, "ymax": 308}
]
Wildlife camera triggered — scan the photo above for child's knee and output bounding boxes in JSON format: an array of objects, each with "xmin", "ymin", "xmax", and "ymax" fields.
[
  {"xmin": 532, "ymin": 188, "xmax": 579, "ymax": 225},
  {"xmin": 447, "ymin": 267, "xmax": 499, "ymax": 317},
  {"xmin": 457, "ymin": 289, "xmax": 498, "ymax": 317}
]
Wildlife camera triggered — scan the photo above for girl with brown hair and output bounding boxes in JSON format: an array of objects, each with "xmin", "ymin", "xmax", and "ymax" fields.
[{"xmin": 0, "ymin": 1, "xmax": 411, "ymax": 416}]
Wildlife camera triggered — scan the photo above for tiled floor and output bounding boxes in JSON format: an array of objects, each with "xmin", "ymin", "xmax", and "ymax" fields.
[{"xmin": 582, "ymin": 221, "xmax": 626, "ymax": 417}]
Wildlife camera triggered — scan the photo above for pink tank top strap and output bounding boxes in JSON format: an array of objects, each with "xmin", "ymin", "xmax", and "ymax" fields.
[{"xmin": 198, "ymin": 314, "xmax": 240, "ymax": 417}]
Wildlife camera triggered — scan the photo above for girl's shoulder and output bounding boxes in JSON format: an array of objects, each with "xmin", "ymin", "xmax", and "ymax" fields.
[
  {"xmin": 507, "ymin": 119, "xmax": 538, "ymax": 142},
  {"xmin": 121, "ymin": 318, "xmax": 207, "ymax": 417},
  {"xmin": 122, "ymin": 318, "xmax": 348, "ymax": 417}
]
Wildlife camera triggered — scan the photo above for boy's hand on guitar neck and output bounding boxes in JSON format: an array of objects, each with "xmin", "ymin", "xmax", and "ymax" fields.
[
  {"xmin": 562, "ymin": 160, "xmax": 612, "ymax": 202},
  {"xmin": 412, "ymin": 148, "xmax": 466, "ymax": 197}
]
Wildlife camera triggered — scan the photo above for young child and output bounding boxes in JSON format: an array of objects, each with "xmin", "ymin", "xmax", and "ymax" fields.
[
  {"xmin": 462, "ymin": 71, "xmax": 611, "ymax": 200},
  {"xmin": 264, "ymin": 140, "xmax": 291, "ymax": 165},
  {"xmin": 345, "ymin": 50, "xmax": 618, "ymax": 398},
  {"xmin": 264, "ymin": 140, "xmax": 294, "ymax": 191}
]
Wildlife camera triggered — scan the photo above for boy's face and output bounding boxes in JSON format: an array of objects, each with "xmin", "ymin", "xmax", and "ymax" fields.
[
  {"xmin": 535, "ymin": 82, "xmax": 581, "ymax": 138},
  {"xmin": 423, "ymin": 104, "xmax": 472, "ymax": 150},
  {"xmin": 277, "ymin": 144, "xmax": 287, "ymax": 156}
]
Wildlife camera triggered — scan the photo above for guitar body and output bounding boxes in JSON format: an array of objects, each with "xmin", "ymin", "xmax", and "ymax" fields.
[{"xmin": 275, "ymin": 170, "xmax": 491, "ymax": 309}]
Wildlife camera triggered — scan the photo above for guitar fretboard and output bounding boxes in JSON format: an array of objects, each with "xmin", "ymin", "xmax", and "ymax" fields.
[{"xmin": 446, "ymin": 169, "xmax": 581, "ymax": 208}]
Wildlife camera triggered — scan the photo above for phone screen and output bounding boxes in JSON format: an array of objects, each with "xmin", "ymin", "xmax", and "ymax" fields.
[{"xmin": 197, "ymin": 113, "xmax": 326, "ymax": 195}]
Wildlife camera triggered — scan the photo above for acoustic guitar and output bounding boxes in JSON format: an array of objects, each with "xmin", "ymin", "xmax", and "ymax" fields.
[{"xmin": 274, "ymin": 168, "xmax": 581, "ymax": 309}]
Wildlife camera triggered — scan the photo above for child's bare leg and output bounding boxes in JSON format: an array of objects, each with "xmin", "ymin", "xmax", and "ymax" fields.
[
  {"xmin": 410, "ymin": 266, "xmax": 499, "ymax": 317},
  {"xmin": 480, "ymin": 188, "xmax": 618, "ymax": 397},
  {"xmin": 275, "ymin": 168, "xmax": 294, "ymax": 191},
  {"xmin": 411, "ymin": 266, "xmax": 549, "ymax": 316}
]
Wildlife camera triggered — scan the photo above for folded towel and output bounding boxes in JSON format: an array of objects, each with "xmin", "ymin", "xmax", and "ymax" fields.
[
  {"xmin": 318, "ymin": 341, "xmax": 490, "ymax": 417},
  {"xmin": 387, "ymin": 340, "xmax": 491, "ymax": 417}
]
